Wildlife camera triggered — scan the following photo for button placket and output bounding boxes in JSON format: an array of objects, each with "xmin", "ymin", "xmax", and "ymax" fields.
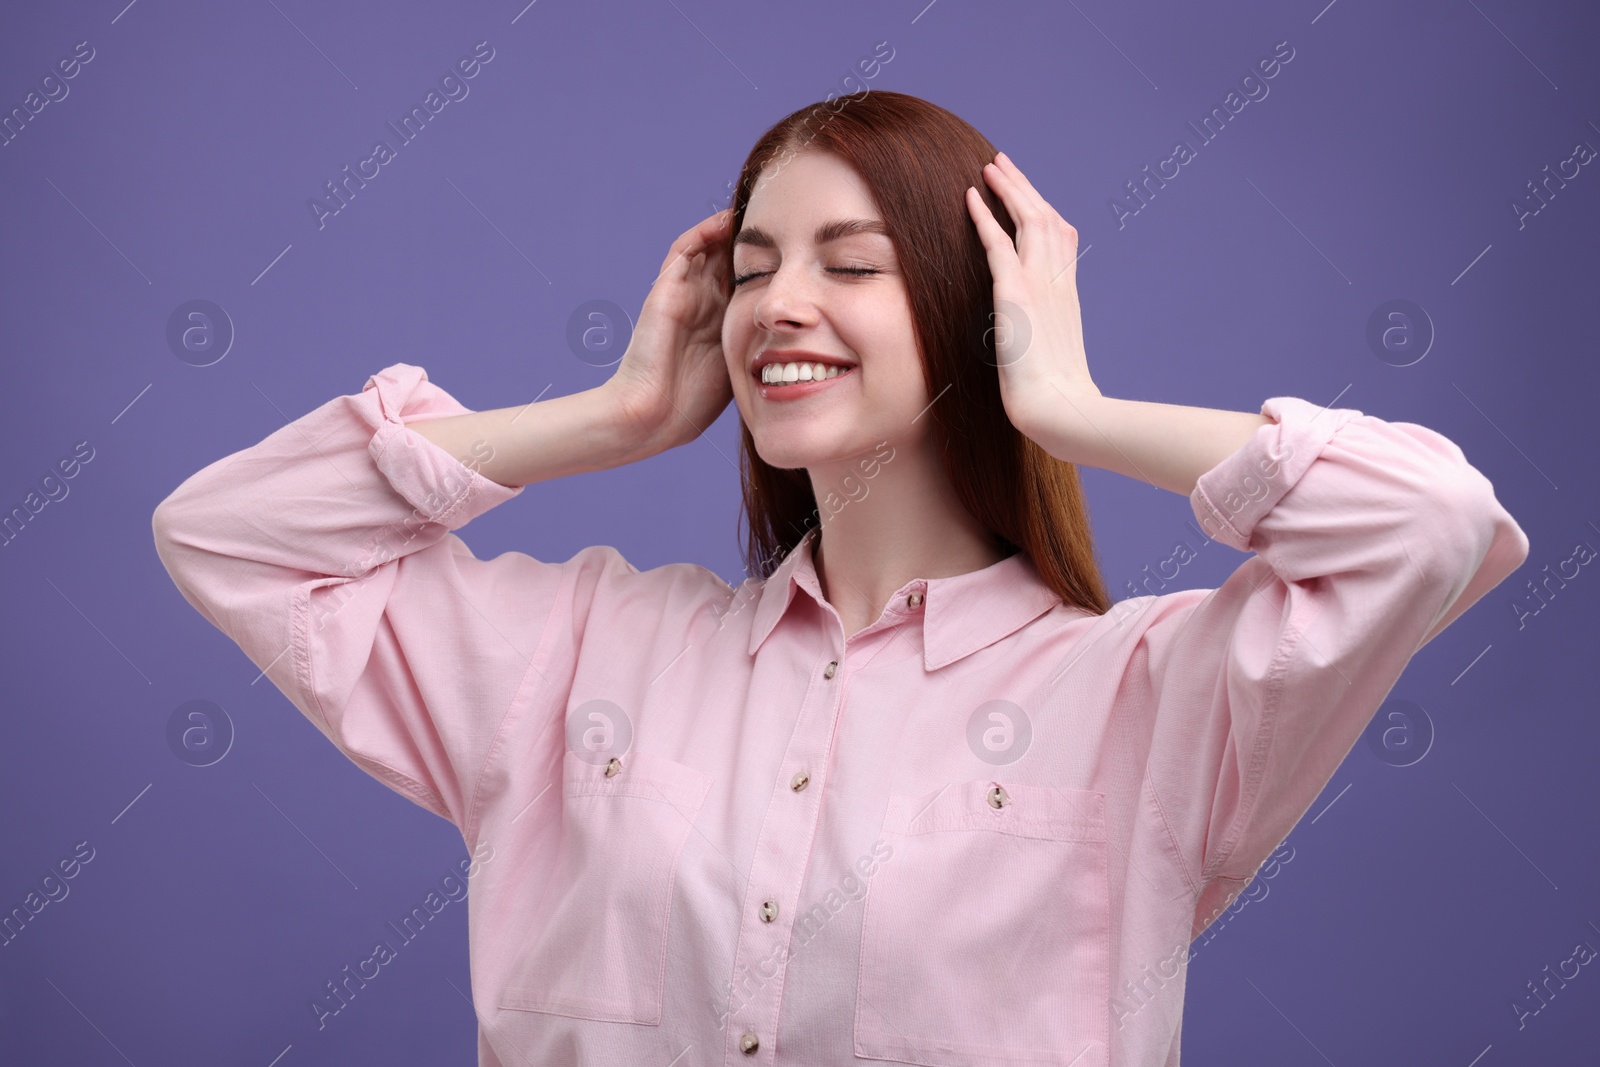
[{"xmin": 723, "ymin": 647, "xmax": 845, "ymax": 1061}]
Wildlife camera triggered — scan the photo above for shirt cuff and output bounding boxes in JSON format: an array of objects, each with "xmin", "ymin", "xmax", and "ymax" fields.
[
  {"xmin": 362, "ymin": 362, "xmax": 523, "ymax": 532},
  {"xmin": 1189, "ymin": 396, "xmax": 1362, "ymax": 552}
]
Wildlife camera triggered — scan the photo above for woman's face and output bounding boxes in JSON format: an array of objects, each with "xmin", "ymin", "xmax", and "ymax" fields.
[{"xmin": 724, "ymin": 149, "xmax": 931, "ymax": 472}]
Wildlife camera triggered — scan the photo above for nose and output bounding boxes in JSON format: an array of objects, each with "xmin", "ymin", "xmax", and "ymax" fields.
[{"xmin": 751, "ymin": 262, "xmax": 821, "ymax": 334}]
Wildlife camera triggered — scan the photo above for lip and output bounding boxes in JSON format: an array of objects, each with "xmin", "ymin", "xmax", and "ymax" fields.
[
  {"xmin": 750, "ymin": 349, "xmax": 857, "ymax": 377},
  {"xmin": 750, "ymin": 349, "xmax": 858, "ymax": 402},
  {"xmin": 755, "ymin": 364, "xmax": 856, "ymax": 402}
]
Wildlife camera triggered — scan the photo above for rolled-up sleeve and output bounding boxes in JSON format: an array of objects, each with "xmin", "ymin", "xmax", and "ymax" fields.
[
  {"xmin": 152, "ymin": 363, "xmax": 551, "ymax": 835},
  {"xmin": 1124, "ymin": 396, "xmax": 1529, "ymax": 933}
]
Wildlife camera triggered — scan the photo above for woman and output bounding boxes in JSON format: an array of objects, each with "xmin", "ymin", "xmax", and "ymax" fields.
[{"xmin": 153, "ymin": 91, "xmax": 1528, "ymax": 1066}]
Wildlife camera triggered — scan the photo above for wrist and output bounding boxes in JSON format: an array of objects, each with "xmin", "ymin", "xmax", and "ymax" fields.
[
  {"xmin": 593, "ymin": 380, "xmax": 672, "ymax": 464},
  {"xmin": 1016, "ymin": 380, "xmax": 1110, "ymax": 461}
]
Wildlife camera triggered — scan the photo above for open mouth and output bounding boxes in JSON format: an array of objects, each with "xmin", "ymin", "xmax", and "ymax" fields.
[
  {"xmin": 754, "ymin": 364, "xmax": 856, "ymax": 399},
  {"xmin": 757, "ymin": 363, "xmax": 853, "ymax": 385}
]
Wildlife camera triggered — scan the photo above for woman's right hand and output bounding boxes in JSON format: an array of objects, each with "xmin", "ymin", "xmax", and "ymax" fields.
[{"xmin": 604, "ymin": 208, "xmax": 738, "ymax": 454}]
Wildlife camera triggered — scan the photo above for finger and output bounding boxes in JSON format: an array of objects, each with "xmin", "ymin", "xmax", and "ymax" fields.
[
  {"xmin": 993, "ymin": 153, "xmax": 1068, "ymax": 244},
  {"xmin": 981, "ymin": 157, "xmax": 1035, "ymax": 220},
  {"xmin": 697, "ymin": 206, "xmax": 734, "ymax": 242},
  {"xmin": 992, "ymin": 152, "xmax": 1050, "ymax": 215},
  {"xmin": 964, "ymin": 186, "xmax": 1020, "ymax": 279},
  {"xmin": 659, "ymin": 237, "xmax": 691, "ymax": 278},
  {"xmin": 695, "ymin": 207, "xmax": 735, "ymax": 249},
  {"xmin": 994, "ymin": 152, "xmax": 1079, "ymax": 252},
  {"xmin": 657, "ymin": 237, "xmax": 706, "ymax": 286},
  {"xmin": 707, "ymin": 203, "xmax": 736, "ymax": 237},
  {"xmin": 981, "ymin": 162, "xmax": 1047, "ymax": 264},
  {"xmin": 688, "ymin": 243, "xmax": 731, "ymax": 291},
  {"xmin": 984, "ymin": 159, "xmax": 1073, "ymax": 278},
  {"xmin": 659, "ymin": 209, "xmax": 733, "ymax": 276}
]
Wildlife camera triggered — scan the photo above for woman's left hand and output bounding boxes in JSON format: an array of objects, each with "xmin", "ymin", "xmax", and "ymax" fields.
[{"xmin": 965, "ymin": 151, "xmax": 1101, "ymax": 437}]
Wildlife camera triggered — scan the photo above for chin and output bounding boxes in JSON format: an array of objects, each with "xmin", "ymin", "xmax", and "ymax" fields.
[
  {"xmin": 750, "ymin": 441, "xmax": 816, "ymax": 473},
  {"xmin": 749, "ymin": 428, "xmax": 843, "ymax": 473}
]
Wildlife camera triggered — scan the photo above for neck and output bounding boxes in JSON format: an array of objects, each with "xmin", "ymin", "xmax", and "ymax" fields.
[{"xmin": 807, "ymin": 443, "xmax": 1005, "ymax": 637}]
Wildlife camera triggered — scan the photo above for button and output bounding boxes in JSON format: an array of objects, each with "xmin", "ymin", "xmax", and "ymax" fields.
[
  {"xmin": 604, "ymin": 757, "xmax": 622, "ymax": 778},
  {"xmin": 759, "ymin": 899, "xmax": 778, "ymax": 922},
  {"xmin": 824, "ymin": 660, "xmax": 838, "ymax": 679},
  {"xmin": 906, "ymin": 591, "xmax": 924, "ymax": 608},
  {"xmin": 739, "ymin": 1031, "xmax": 760, "ymax": 1054},
  {"xmin": 790, "ymin": 770, "xmax": 810, "ymax": 792},
  {"xmin": 987, "ymin": 785, "xmax": 1008, "ymax": 809}
]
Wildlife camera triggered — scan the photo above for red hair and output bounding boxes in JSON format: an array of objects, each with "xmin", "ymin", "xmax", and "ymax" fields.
[{"xmin": 726, "ymin": 90, "xmax": 1110, "ymax": 616}]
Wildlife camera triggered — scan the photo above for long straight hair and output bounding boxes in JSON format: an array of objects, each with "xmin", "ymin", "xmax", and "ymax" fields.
[{"xmin": 724, "ymin": 90, "xmax": 1111, "ymax": 617}]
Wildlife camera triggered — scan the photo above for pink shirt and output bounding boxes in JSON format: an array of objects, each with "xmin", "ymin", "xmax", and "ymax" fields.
[{"xmin": 152, "ymin": 363, "xmax": 1528, "ymax": 1066}]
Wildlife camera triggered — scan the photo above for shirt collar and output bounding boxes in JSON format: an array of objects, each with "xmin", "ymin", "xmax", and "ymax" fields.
[{"xmin": 746, "ymin": 526, "xmax": 1070, "ymax": 671}]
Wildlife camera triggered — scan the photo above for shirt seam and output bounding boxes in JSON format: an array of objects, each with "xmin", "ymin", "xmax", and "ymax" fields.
[
  {"xmin": 1190, "ymin": 485, "xmax": 1250, "ymax": 549},
  {"xmin": 346, "ymin": 750, "xmax": 452, "ymax": 819},
  {"xmin": 427, "ymin": 459, "xmax": 485, "ymax": 528},
  {"xmin": 1144, "ymin": 772, "xmax": 1201, "ymax": 900},
  {"xmin": 289, "ymin": 582, "xmax": 330, "ymax": 734}
]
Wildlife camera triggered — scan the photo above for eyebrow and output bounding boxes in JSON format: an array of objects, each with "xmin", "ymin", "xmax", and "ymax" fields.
[{"xmin": 733, "ymin": 218, "xmax": 891, "ymax": 250}]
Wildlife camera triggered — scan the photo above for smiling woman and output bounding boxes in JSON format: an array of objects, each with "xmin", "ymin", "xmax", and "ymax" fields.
[
  {"xmin": 717, "ymin": 109, "xmax": 1112, "ymax": 633},
  {"xmin": 153, "ymin": 89, "xmax": 1528, "ymax": 1067}
]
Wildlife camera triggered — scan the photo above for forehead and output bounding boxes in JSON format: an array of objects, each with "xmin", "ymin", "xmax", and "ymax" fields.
[{"xmin": 734, "ymin": 150, "xmax": 890, "ymax": 251}]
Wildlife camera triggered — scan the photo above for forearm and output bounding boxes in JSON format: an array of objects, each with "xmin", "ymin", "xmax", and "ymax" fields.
[
  {"xmin": 1024, "ymin": 389, "xmax": 1272, "ymax": 497},
  {"xmin": 407, "ymin": 382, "xmax": 652, "ymax": 489}
]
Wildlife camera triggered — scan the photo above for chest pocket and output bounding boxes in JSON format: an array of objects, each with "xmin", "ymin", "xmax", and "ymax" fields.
[
  {"xmin": 854, "ymin": 780, "xmax": 1111, "ymax": 1067},
  {"xmin": 498, "ymin": 749, "xmax": 712, "ymax": 1025}
]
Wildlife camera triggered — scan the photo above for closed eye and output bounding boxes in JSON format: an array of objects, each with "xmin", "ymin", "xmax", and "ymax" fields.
[{"xmin": 731, "ymin": 266, "xmax": 882, "ymax": 287}]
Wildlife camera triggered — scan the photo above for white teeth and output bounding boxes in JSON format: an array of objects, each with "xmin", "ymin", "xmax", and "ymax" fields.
[{"xmin": 761, "ymin": 362, "xmax": 845, "ymax": 385}]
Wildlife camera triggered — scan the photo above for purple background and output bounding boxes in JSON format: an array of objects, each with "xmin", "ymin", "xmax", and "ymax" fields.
[{"xmin": 2, "ymin": 0, "xmax": 1597, "ymax": 1063}]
